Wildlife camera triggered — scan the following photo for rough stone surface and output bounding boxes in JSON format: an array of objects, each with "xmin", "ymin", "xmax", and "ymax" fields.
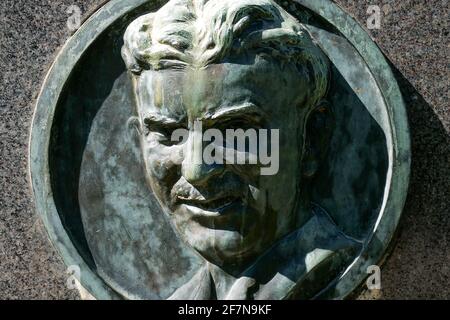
[{"xmin": 0, "ymin": 0, "xmax": 448, "ymax": 299}]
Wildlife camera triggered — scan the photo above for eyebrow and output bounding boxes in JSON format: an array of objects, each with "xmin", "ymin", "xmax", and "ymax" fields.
[
  {"xmin": 143, "ymin": 113, "xmax": 186, "ymax": 128},
  {"xmin": 205, "ymin": 102, "xmax": 266, "ymax": 121},
  {"xmin": 143, "ymin": 102, "xmax": 266, "ymax": 127}
]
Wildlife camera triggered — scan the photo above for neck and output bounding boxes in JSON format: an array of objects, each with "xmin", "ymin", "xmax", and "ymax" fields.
[
  {"xmin": 207, "ymin": 262, "xmax": 238, "ymax": 299},
  {"xmin": 295, "ymin": 197, "xmax": 314, "ymax": 231}
]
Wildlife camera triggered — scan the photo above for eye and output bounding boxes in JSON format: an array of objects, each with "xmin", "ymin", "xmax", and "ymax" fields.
[
  {"xmin": 143, "ymin": 117, "xmax": 187, "ymax": 146},
  {"xmin": 150, "ymin": 131, "xmax": 169, "ymax": 144},
  {"xmin": 148, "ymin": 129, "xmax": 174, "ymax": 146},
  {"xmin": 148, "ymin": 126, "xmax": 187, "ymax": 147}
]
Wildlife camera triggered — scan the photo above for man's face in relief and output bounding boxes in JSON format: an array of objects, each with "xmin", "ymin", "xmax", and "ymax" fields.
[{"xmin": 135, "ymin": 52, "xmax": 314, "ymax": 269}]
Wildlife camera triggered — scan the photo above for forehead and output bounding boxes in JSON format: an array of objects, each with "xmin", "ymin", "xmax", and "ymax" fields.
[{"xmin": 135, "ymin": 55, "xmax": 306, "ymax": 121}]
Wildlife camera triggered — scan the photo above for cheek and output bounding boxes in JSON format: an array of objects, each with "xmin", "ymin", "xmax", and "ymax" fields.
[
  {"xmin": 142, "ymin": 139, "xmax": 182, "ymax": 182},
  {"xmin": 279, "ymin": 127, "xmax": 303, "ymax": 181},
  {"xmin": 260, "ymin": 129, "xmax": 302, "ymax": 211}
]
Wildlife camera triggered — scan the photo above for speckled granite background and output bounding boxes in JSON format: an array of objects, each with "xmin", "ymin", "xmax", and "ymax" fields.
[{"xmin": 0, "ymin": 0, "xmax": 448, "ymax": 299}]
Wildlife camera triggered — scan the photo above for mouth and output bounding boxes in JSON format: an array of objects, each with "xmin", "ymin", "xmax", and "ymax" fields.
[{"xmin": 177, "ymin": 195, "xmax": 241, "ymax": 215}]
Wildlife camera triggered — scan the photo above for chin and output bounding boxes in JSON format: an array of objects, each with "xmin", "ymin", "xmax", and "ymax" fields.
[{"xmin": 174, "ymin": 215, "xmax": 263, "ymax": 268}]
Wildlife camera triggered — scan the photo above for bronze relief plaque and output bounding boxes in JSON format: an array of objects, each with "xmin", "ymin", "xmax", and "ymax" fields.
[{"xmin": 30, "ymin": 0, "xmax": 410, "ymax": 300}]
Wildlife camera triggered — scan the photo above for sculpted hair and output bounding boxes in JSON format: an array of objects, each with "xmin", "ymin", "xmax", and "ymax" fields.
[{"xmin": 122, "ymin": 0, "xmax": 330, "ymax": 108}]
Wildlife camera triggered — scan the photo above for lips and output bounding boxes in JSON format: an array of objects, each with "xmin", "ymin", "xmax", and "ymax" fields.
[
  {"xmin": 178, "ymin": 195, "xmax": 240, "ymax": 212},
  {"xmin": 175, "ymin": 190, "xmax": 251, "ymax": 229}
]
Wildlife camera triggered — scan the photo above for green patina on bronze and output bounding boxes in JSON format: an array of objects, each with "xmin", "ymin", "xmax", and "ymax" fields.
[{"xmin": 29, "ymin": 0, "xmax": 410, "ymax": 300}]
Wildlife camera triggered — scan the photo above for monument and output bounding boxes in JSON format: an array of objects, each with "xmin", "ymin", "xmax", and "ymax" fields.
[{"xmin": 29, "ymin": 0, "xmax": 411, "ymax": 299}]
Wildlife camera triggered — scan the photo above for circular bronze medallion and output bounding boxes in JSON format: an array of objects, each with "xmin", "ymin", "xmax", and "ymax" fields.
[{"xmin": 30, "ymin": 0, "xmax": 410, "ymax": 299}]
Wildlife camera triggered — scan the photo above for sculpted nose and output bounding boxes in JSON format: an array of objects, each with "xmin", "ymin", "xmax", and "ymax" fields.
[
  {"xmin": 181, "ymin": 162, "xmax": 224, "ymax": 185},
  {"xmin": 181, "ymin": 129, "xmax": 224, "ymax": 185}
]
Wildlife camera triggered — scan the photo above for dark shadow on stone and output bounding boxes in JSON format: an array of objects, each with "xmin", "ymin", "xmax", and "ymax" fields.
[{"xmin": 361, "ymin": 60, "xmax": 450, "ymax": 299}]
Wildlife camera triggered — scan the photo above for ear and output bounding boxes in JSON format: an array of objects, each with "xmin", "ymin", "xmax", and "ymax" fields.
[
  {"xmin": 127, "ymin": 116, "xmax": 142, "ymax": 142},
  {"xmin": 301, "ymin": 101, "xmax": 334, "ymax": 178}
]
